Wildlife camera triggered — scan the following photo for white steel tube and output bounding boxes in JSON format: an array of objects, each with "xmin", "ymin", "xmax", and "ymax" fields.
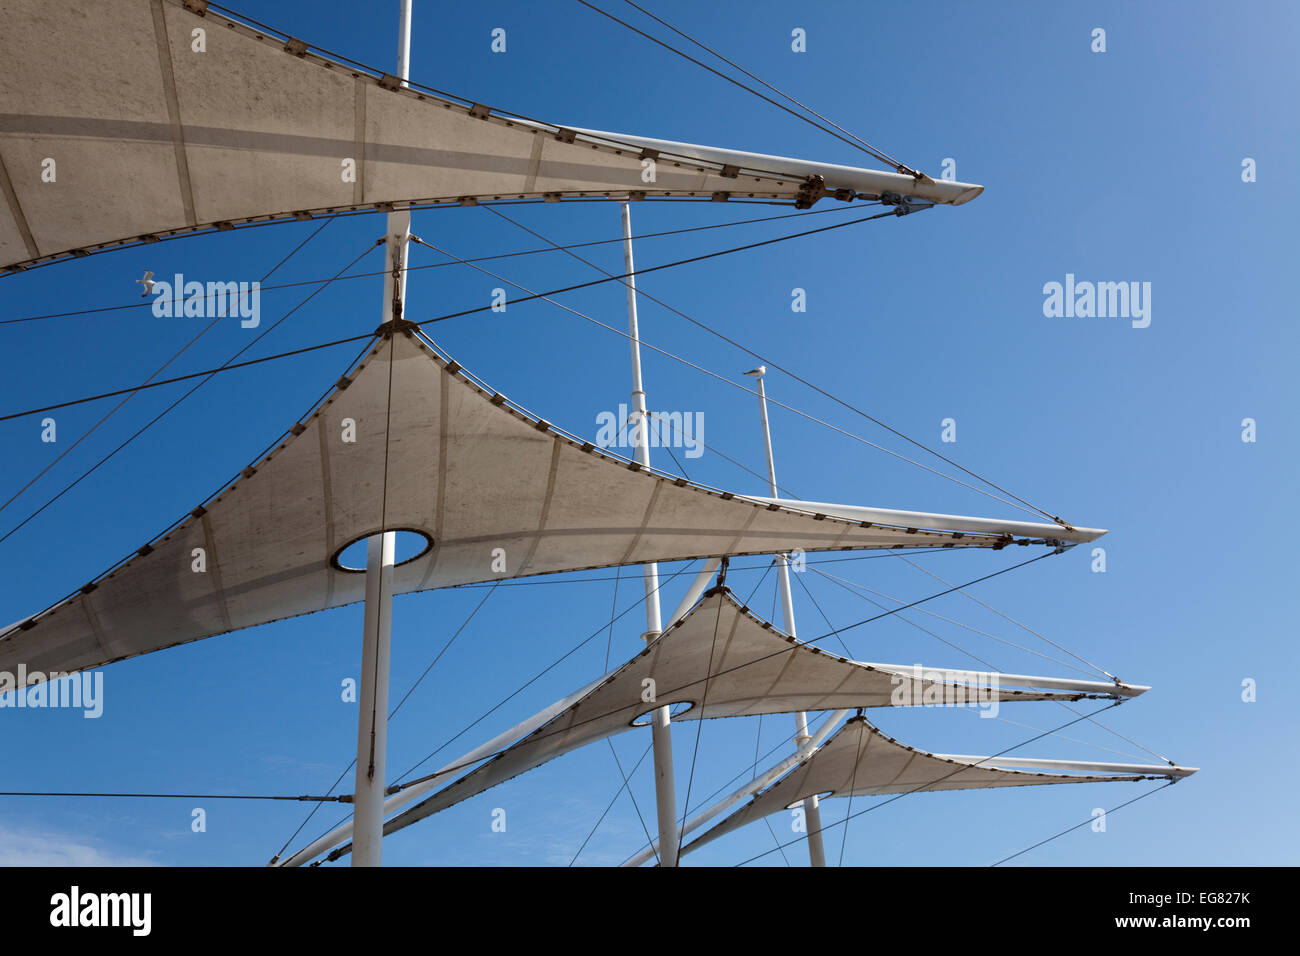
[
  {"xmin": 749, "ymin": 370, "xmax": 827, "ymax": 867},
  {"xmin": 352, "ymin": 532, "xmax": 396, "ymax": 866},
  {"xmin": 866, "ymin": 663, "xmax": 1148, "ymax": 698},
  {"xmin": 622, "ymin": 201, "xmax": 679, "ymax": 867},
  {"xmin": 351, "ymin": 205, "xmax": 407, "ymax": 866},
  {"xmin": 930, "ymin": 755, "xmax": 1197, "ymax": 777},
  {"xmin": 569, "ymin": 127, "xmax": 984, "ymax": 206},
  {"xmin": 351, "ymin": 1, "xmax": 413, "ymax": 868},
  {"xmin": 740, "ymin": 497, "xmax": 1106, "ymax": 544},
  {"xmin": 396, "ymin": 0, "xmax": 412, "ymax": 86}
]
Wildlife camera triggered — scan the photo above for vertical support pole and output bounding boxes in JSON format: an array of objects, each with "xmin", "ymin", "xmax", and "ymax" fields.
[
  {"xmin": 395, "ymin": 0, "xmax": 412, "ymax": 86},
  {"xmin": 353, "ymin": 532, "xmax": 395, "ymax": 867},
  {"xmin": 622, "ymin": 201, "xmax": 679, "ymax": 868},
  {"xmin": 745, "ymin": 366, "xmax": 828, "ymax": 867},
  {"xmin": 352, "ymin": 0, "xmax": 413, "ymax": 869}
]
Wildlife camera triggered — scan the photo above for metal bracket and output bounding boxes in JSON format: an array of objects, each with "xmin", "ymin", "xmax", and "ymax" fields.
[
  {"xmin": 880, "ymin": 192, "xmax": 935, "ymax": 216},
  {"xmin": 794, "ymin": 175, "xmax": 826, "ymax": 209},
  {"xmin": 374, "ymin": 317, "xmax": 419, "ymax": 337}
]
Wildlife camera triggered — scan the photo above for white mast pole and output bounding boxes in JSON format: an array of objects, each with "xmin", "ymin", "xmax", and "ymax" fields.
[
  {"xmin": 622, "ymin": 201, "xmax": 680, "ymax": 867},
  {"xmin": 353, "ymin": 531, "xmax": 395, "ymax": 867},
  {"xmin": 352, "ymin": 0, "xmax": 413, "ymax": 868},
  {"xmin": 744, "ymin": 366, "xmax": 828, "ymax": 867}
]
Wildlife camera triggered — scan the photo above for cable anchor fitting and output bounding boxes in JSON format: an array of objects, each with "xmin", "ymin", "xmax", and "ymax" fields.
[
  {"xmin": 374, "ymin": 317, "xmax": 419, "ymax": 337},
  {"xmin": 794, "ymin": 175, "xmax": 827, "ymax": 209},
  {"xmin": 880, "ymin": 192, "xmax": 935, "ymax": 216}
]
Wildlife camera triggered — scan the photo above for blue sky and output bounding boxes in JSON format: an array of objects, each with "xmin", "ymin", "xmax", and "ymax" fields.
[{"xmin": 0, "ymin": 0, "xmax": 1296, "ymax": 866}]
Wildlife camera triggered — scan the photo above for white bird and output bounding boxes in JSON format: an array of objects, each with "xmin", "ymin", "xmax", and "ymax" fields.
[{"xmin": 137, "ymin": 270, "xmax": 154, "ymax": 297}]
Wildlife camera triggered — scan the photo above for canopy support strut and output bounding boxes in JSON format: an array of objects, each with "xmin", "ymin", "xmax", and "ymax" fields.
[
  {"xmin": 622, "ymin": 200, "xmax": 680, "ymax": 867},
  {"xmin": 353, "ymin": 531, "xmax": 395, "ymax": 867},
  {"xmin": 745, "ymin": 364, "xmax": 828, "ymax": 867},
  {"xmin": 352, "ymin": 0, "xmax": 412, "ymax": 868}
]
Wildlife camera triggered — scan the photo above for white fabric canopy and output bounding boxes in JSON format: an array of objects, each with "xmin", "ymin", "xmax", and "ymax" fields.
[
  {"xmin": 0, "ymin": 0, "xmax": 982, "ymax": 272},
  {"xmin": 0, "ymin": 330, "xmax": 1079, "ymax": 685},
  {"xmin": 284, "ymin": 586, "xmax": 1107, "ymax": 866},
  {"xmin": 683, "ymin": 716, "xmax": 1192, "ymax": 855}
]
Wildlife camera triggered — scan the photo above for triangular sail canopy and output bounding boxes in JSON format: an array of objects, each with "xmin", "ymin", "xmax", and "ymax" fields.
[
  {"xmin": 283, "ymin": 586, "xmax": 1115, "ymax": 866},
  {"xmin": 0, "ymin": 0, "xmax": 983, "ymax": 272},
  {"xmin": 0, "ymin": 331, "xmax": 1089, "ymax": 685},
  {"xmin": 683, "ymin": 716, "xmax": 1195, "ymax": 856}
]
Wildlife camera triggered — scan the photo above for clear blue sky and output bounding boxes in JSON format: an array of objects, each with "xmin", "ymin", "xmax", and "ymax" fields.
[{"xmin": 0, "ymin": 0, "xmax": 1295, "ymax": 866}]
